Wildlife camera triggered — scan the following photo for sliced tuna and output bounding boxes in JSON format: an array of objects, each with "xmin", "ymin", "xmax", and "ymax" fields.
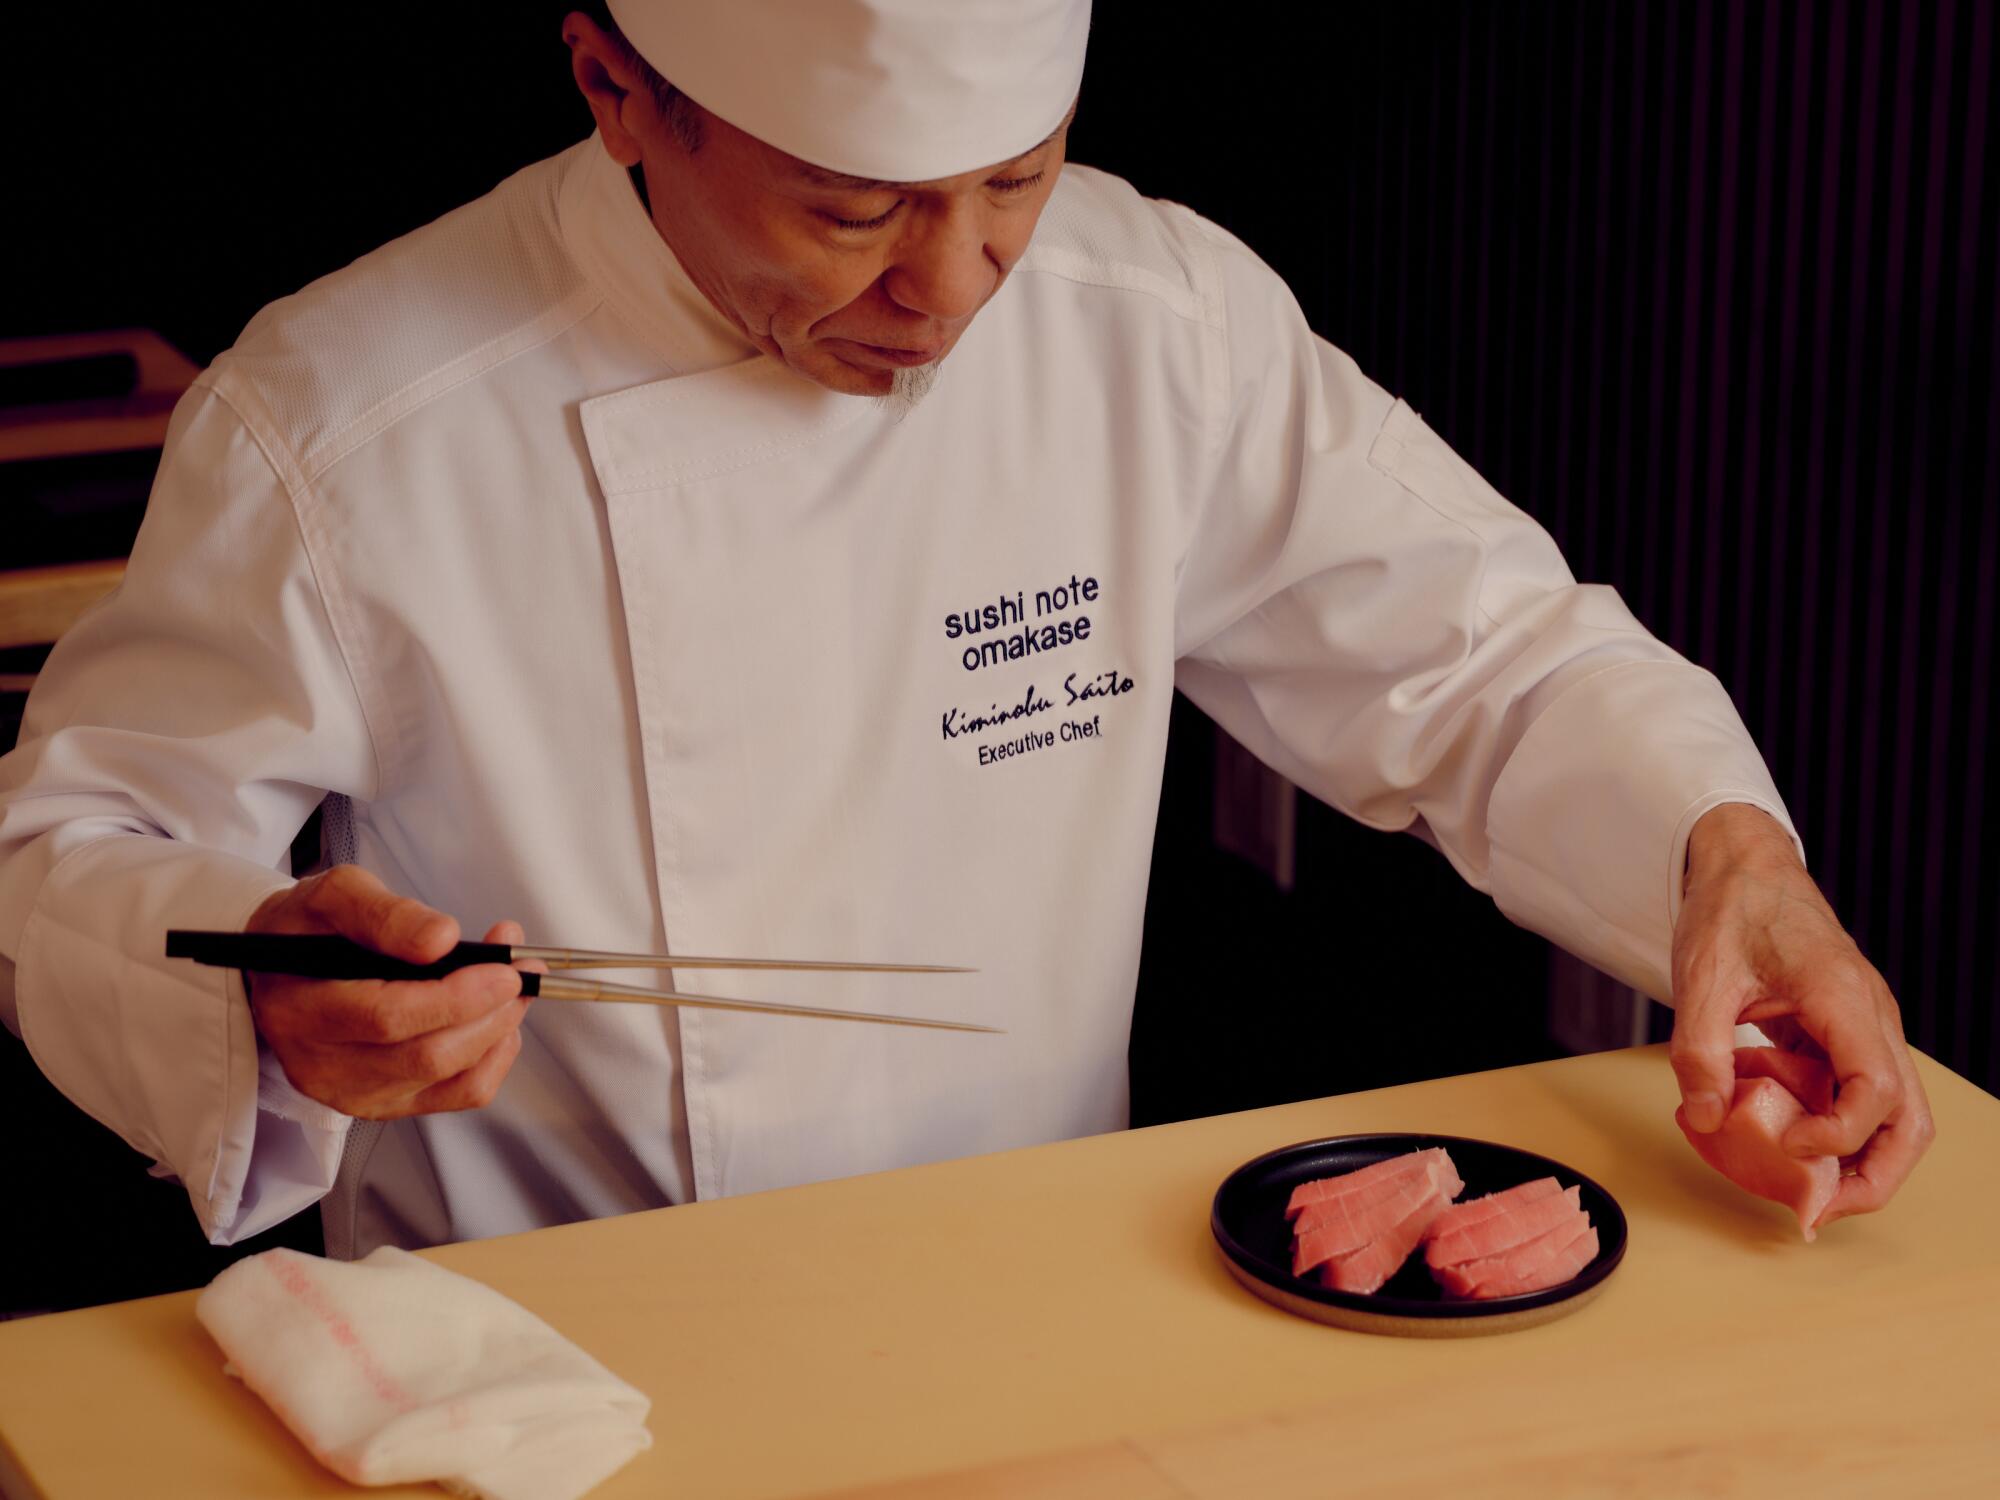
[
  {"xmin": 1293, "ymin": 1163, "xmax": 1458, "ymax": 1276},
  {"xmin": 1424, "ymin": 1185, "xmax": 1583, "ymax": 1270},
  {"xmin": 1317, "ymin": 1185, "xmax": 1453, "ymax": 1295},
  {"xmin": 1285, "ymin": 1150, "xmax": 1433, "ymax": 1221},
  {"xmin": 1435, "ymin": 1218, "xmax": 1599, "ymax": 1298},
  {"xmin": 1284, "ymin": 1147, "xmax": 1462, "ymax": 1222},
  {"xmin": 1676, "ymin": 1073, "xmax": 1840, "ymax": 1241},
  {"xmin": 1292, "ymin": 1156, "xmax": 1458, "ymax": 1239},
  {"xmin": 1423, "ymin": 1175, "xmax": 1564, "ymax": 1244},
  {"xmin": 1733, "ymin": 1045, "xmax": 1837, "ymax": 1114}
]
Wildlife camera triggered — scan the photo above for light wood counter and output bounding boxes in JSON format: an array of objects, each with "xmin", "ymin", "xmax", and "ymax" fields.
[{"xmin": 2, "ymin": 1045, "xmax": 1994, "ymax": 1498}]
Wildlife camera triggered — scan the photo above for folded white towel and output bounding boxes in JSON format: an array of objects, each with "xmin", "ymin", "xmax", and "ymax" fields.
[{"xmin": 197, "ymin": 1246, "xmax": 652, "ymax": 1500}]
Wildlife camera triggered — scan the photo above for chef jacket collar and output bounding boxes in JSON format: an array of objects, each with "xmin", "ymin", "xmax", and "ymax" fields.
[{"xmin": 559, "ymin": 133, "xmax": 761, "ymax": 375}]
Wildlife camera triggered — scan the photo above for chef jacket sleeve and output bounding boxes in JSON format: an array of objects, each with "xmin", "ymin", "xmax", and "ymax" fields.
[
  {"xmin": 1167, "ymin": 213, "xmax": 1801, "ymax": 1003},
  {"xmin": 0, "ymin": 381, "xmax": 373, "ymax": 1244}
]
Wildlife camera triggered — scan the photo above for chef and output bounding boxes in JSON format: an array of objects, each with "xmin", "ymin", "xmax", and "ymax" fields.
[{"xmin": 0, "ymin": 0, "xmax": 1930, "ymax": 1260}]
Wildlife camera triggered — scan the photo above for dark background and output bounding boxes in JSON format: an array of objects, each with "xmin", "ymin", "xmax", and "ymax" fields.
[{"xmin": 2, "ymin": 0, "xmax": 1995, "ymax": 1313}]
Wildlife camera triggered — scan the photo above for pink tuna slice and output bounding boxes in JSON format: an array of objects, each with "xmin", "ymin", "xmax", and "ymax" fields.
[
  {"xmin": 1317, "ymin": 1186, "xmax": 1452, "ymax": 1295},
  {"xmin": 1424, "ymin": 1176, "xmax": 1564, "ymax": 1244},
  {"xmin": 1676, "ymin": 1071, "xmax": 1840, "ymax": 1241},
  {"xmin": 1292, "ymin": 1157, "xmax": 1460, "ymax": 1238},
  {"xmin": 1292, "ymin": 1163, "xmax": 1459, "ymax": 1277},
  {"xmin": 1435, "ymin": 1218, "xmax": 1599, "ymax": 1298},
  {"xmin": 1733, "ymin": 1045, "xmax": 1838, "ymax": 1114},
  {"xmin": 1425, "ymin": 1185, "xmax": 1583, "ymax": 1271},
  {"xmin": 1285, "ymin": 1150, "xmax": 1438, "ymax": 1221},
  {"xmin": 1285, "ymin": 1148, "xmax": 1462, "ymax": 1222}
]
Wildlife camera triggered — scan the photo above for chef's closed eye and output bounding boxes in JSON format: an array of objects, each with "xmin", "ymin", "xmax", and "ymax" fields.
[
  {"xmin": 822, "ymin": 171, "xmax": 1047, "ymax": 234},
  {"xmin": 988, "ymin": 170, "xmax": 1044, "ymax": 196},
  {"xmin": 828, "ymin": 200, "xmax": 904, "ymax": 233}
]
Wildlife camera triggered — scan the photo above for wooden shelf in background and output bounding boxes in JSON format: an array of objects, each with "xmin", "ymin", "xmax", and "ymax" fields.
[
  {"xmin": 0, "ymin": 328, "xmax": 198, "ymax": 464},
  {"xmin": 0, "ymin": 559, "xmax": 125, "ymax": 652}
]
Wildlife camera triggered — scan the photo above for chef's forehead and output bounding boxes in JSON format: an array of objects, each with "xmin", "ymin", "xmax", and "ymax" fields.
[{"xmin": 605, "ymin": 0, "xmax": 1092, "ymax": 184}]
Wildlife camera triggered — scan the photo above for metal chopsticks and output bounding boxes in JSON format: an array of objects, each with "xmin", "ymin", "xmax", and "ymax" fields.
[
  {"xmin": 164, "ymin": 931, "xmax": 996, "ymax": 1034},
  {"xmin": 519, "ymin": 971, "xmax": 998, "ymax": 1031}
]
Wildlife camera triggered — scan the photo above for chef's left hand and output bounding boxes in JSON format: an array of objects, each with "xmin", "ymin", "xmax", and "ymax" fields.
[{"xmin": 1667, "ymin": 803, "xmax": 1934, "ymax": 1229}]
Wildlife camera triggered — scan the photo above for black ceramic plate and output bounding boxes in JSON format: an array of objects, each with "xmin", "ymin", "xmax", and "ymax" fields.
[{"xmin": 1211, "ymin": 1133, "xmax": 1628, "ymax": 1337}]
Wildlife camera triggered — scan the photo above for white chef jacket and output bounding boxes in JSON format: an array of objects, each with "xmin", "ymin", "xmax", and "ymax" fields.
[{"xmin": 0, "ymin": 136, "xmax": 1798, "ymax": 1256}]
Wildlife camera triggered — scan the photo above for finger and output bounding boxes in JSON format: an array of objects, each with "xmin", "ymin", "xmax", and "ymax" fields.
[
  {"xmin": 1668, "ymin": 989, "xmax": 1745, "ymax": 1133},
  {"xmin": 374, "ymin": 992, "xmax": 530, "ymax": 1087},
  {"xmin": 1778, "ymin": 1006, "xmax": 1903, "ymax": 1159},
  {"xmin": 1784, "ymin": 1071, "xmax": 1896, "ymax": 1161},
  {"xmin": 313, "ymin": 964, "xmax": 525, "ymax": 1044},
  {"xmin": 1812, "ymin": 1093, "xmax": 1936, "ymax": 1228},
  {"xmin": 483, "ymin": 919, "xmax": 546, "ymax": 979},
  {"xmin": 304, "ymin": 866, "xmax": 458, "ymax": 962},
  {"xmin": 291, "ymin": 992, "xmax": 526, "ymax": 1121},
  {"xmin": 406, "ymin": 1026, "xmax": 525, "ymax": 1114}
]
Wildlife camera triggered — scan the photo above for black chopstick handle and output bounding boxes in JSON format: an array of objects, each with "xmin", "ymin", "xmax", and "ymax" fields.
[{"xmin": 165, "ymin": 931, "xmax": 515, "ymax": 983}]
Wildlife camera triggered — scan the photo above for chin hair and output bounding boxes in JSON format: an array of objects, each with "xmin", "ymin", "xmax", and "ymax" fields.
[{"xmin": 880, "ymin": 359, "xmax": 944, "ymax": 421}]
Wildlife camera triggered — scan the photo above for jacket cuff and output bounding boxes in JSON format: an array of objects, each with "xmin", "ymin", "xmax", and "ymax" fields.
[
  {"xmin": 238, "ymin": 969, "xmax": 354, "ymax": 1240},
  {"xmin": 1484, "ymin": 659, "xmax": 1801, "ymax": 1004},
  {"xmin": 12, "ymin": 837, "xmax": 328, "ymax": 1242}
]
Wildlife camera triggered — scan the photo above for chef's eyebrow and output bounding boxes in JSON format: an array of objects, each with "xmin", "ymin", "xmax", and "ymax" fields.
[
  {"xmin": 793, "ymin": 111, "xmax": 1076, "ymax": 194},
  {"xmin": 794, "ymin": 163, "xmax": 904, "ymax": 193}
]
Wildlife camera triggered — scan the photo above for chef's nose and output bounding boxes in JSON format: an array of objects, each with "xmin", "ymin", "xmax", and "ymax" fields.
[{"xmin": 883, "ymin": 201, "xmax": 1002, "ymax": 325}]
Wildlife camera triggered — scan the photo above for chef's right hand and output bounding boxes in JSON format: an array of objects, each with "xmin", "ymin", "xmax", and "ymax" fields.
[{"xmin": 243, "ymin": 865, "xmax": 532, "ymax": 1120}]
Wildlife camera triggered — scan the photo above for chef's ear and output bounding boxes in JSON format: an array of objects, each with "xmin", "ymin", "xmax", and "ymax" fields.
[{"xmin": 562, "ymin": 11, "xmax": 646, "ymax": 168}]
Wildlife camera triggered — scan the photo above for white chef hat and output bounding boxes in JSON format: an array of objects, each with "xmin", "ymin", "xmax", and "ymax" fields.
[{"xmin": 605, "ymin": 0, "xmax": 1092, "ymax": 184}]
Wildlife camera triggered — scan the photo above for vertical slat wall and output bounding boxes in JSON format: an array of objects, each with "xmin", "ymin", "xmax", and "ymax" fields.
[{"xmin": 1284, "ymin": 0, "xmax": 1998, "ymax": 1090}]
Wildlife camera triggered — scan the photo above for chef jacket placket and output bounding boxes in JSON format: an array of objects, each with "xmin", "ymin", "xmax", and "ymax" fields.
[{"xmin": 581, "ymin": 363, "xmax": 869, "ymax": 1201}]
